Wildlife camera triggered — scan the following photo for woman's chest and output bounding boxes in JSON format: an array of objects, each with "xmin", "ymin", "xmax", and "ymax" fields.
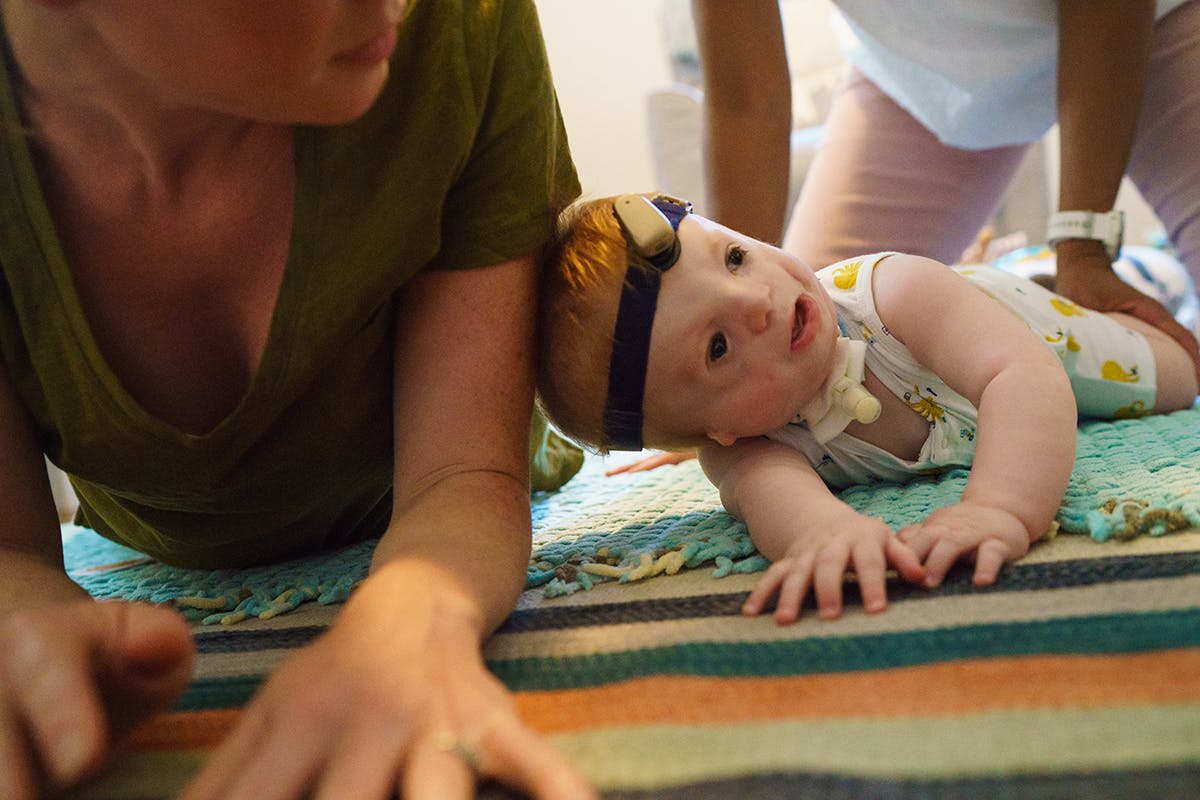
[{"xmin": 56, "ymin": 171, "xmax": 295, "ymax": 434}]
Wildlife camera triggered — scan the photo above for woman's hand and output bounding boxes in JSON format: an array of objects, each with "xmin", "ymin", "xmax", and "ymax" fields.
[
  {"xmin": 0, "ymin": 600, "xmax": 194, "ymax": 799},
  {"xmin": 741, "ymin": 510, "xmax": 925, "ymax": 624},
  {"xmin": 896, "ymin": 500, "xmax": 1033, "ymax": 588},
  {"xmin": 180, "ymin": 563, "xmax": 594, "ymax": 800}
]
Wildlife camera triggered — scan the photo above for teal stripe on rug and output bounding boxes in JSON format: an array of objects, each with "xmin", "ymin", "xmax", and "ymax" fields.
[
  {"xmin": 488, "ymin": 609, "xmax": 1200, "ymax": 691},
  {"xmin": 174, "ymin": 609, "xmax": 1200, "ymax": 709}
]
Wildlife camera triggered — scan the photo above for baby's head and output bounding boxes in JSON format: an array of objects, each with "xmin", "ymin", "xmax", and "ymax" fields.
[
  {"xmin": 538, "ymin": 194, "xmax": 838, "ymax": 454},
  {"xmin": 537, "ymin": 195, "xmax": 693, "ymax": 454}
]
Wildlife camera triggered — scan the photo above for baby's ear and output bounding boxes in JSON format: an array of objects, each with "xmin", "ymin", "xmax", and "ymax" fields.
[{"xmin": 707, "ymin": 431, "xmax": 737, "ymax": 447}]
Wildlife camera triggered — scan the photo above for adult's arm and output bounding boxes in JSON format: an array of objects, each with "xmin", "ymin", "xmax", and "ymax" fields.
[
  {"xmin": 0, "ymin": 368, "xmax": 194, "ymax": 800},
  {"xmin": 0, "ymin": 367, "xmax": 81, "ymax": 611},
  {"xmin": 1053, "ymin": 0, "xmax": 1200, "ymax": 377},
  {"xmin": 376, "ymin": 253, "xmax": 591, "ymax": 795},
  {"xmin": 692, "ymin": 0, "xmax": 792, "ymax": 245},
  {"xmin": 180, "ymin": 255, "xmax": 593, "ymax": 800},
  {"xmin": 1056, "ymin": 0, "xmax": 1151, "ymax": 220}
]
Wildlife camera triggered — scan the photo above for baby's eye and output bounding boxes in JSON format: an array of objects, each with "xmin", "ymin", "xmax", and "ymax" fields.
[
  {"xmin": 725, "ymin": 245, "xmax": 747, "ymax": 271},
  {"xmin": 708, "ymin": 332, "xmax": 729, "ymax": 362}
]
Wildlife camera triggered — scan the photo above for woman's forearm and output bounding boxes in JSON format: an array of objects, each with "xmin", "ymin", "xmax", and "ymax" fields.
[
  {"xmin": 372, "ymin": 469, "xmax": 532, "ymax": 638},
  {"xmin": 1056, "ymin": 0, "xmax": 1154, "ymax": 213}
]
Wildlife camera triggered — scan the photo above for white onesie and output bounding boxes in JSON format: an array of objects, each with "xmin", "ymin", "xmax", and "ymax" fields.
[{"xmin": 766, "ymin": 253, "xmax": 1157, "ymax": 490}]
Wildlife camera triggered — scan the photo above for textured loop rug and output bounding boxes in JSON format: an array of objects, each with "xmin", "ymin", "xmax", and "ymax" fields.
[
  {"xmin": 65, "ymin": 409, "xmax": 1200, "ymax": 799},
  {"xmin": 67, "ymin": 407, "xmax": 1200, "ymax": 617}
]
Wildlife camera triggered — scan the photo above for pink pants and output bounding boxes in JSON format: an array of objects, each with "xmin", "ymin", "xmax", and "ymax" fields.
[{"xmin": 784, "ymin": 1, "xmax": 1200, "ymax": 284}]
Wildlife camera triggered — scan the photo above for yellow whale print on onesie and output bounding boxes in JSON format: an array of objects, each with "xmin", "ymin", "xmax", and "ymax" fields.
[
  {"xmin": 1114, "ymin": 400, "xmax": 1152, "ymax": 419},
  {"xmin": 833, "ymin": 260, "xmax": 863, "ymax": 290},
  {"xmin": 1044, "ymin": 329, "xmax": 1082, "ymax": 352},
  {"xmin": 1102, "ymin": 361, "xmax": 1141, "ymax": 383},
  {"xmin": 1051, "ymin": 298, "xmax": 1087, "ymax": 317}
]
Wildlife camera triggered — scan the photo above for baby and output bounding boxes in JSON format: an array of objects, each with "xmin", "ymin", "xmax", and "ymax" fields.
[{"xmin": 538, "ymin": 194, "xmax": 1198, "ymax": 623}]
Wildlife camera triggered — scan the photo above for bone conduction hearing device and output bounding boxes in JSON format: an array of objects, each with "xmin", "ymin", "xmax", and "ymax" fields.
[{"xmin": 603, "ymin": 194, "xmax": 692, "ymax": 451}]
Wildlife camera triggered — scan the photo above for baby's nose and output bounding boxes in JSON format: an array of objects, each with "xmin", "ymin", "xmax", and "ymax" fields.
[{"xmin": 738, "ymin": 285, "xmax": 771, "ymax": 334}]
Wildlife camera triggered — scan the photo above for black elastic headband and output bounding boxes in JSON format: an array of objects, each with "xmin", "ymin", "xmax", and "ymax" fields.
[{"xmin": 603, "ymin": 194, "xmax": 692, "ymax": 451}]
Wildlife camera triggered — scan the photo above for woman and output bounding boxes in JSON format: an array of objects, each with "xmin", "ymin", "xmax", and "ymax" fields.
[{"xmin": 0, "ymin": 1, "xmax": 591, "ymax": 797}]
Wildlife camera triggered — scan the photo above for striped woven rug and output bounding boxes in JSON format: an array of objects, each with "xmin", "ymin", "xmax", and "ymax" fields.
[{"xmin": 67, "ymin": 413, "xmax": 1200, "ymax": 798}]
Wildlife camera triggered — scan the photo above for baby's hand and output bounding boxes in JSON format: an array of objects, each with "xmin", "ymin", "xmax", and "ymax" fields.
[
  {"xmin": 742, "ymin": 512, "xmax": 925, "ymax": 624},
  {"xmin": 896, "ymin": 501, "xmax": 1032, "ymax": 588}
]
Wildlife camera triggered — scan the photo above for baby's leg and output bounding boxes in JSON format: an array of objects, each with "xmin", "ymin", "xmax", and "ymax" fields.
[{"xmin": 1106, "ymin": 312, "xmax": 1199, "ymax": 411}]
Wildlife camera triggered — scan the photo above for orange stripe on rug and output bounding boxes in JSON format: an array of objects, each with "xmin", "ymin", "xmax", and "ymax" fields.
[
  {"xmin": 123, "ymin": 648, "xmax": 1200, "ymax": 749},
  {"xmin": 516, "ymin": 648, "xmax": 1200, "ymax": 733},
  {"xmin": 124, "ymin": 709, "xmax": 240, "ymax": 750}
]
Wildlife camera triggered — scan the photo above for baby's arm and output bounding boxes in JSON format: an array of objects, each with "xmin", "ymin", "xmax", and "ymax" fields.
[
  {"xmin": 699, "ymin": 438, "xmax": 924, "ymax": 622},
  {"xmin": 872, "ymin": 255, "xmax": 1078, "ymax": 586}
]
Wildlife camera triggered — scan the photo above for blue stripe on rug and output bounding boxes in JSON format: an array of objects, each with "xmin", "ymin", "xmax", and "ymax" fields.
[{"xmin": 581, "ymin": 766, "xmax": 1200, "ymax": 800}]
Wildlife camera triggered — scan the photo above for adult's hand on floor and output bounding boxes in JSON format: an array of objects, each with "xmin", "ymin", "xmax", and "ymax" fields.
[
  {"xmin": 178, "ymin": 562, "xmax": 595, "ymax": 800},
  {"xmin": 0, "ymin": 600, "xmax": 195, "ymax": 799}
]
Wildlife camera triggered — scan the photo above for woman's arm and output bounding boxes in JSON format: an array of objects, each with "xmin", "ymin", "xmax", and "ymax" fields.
[
  {"xmin": 0, "ymin": 368, "xmax": 194, "ymax": 800},
  {"xmin": 180, "ymin": 254, "xmax": 593, "ymax": 800},
  {"xmin": 374, "ymin": 255, "xmax": 539, "ymax": 632},
  {"xmin": 1053, "ymin": 1, "xmax": 1200, "ymax": 376},
  {"xmin": 0, "ymin": 370, "xmax": 83, "ymax": 609},
  {"xmin": 370, "ymin": 253, "xmax": 590, "ymax": 794},
  {"xmin": 1056, "ymin": 0, "xmax": 1152, "ymax": 217},
  {"xmin": 692, "ymin": 0, "xmax": 792, "ymax": 245}
]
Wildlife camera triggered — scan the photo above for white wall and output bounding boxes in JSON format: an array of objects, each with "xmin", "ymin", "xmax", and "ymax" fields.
[{"xmin": 536, "ymin": 1, "xmax": 671, "ymax": 197}]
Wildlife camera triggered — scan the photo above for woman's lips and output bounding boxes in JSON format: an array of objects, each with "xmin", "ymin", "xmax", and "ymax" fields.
[
  {"xmin": 791, "ymin": 295, "xmax": 820, "ymax": 352},
  {"xmin": 336, "ymin": 26, "xmax": 398, "ymax": 65}
]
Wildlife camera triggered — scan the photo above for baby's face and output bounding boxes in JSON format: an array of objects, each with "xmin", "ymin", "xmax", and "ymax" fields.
[{"xmin": 642, "ymin": 216, "xmax": 839, "ymax": 446}]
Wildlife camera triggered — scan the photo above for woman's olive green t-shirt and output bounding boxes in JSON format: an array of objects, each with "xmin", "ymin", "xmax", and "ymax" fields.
[{"xmin": 0, "ymin": 0, "xmax": 580, "ymax": 567}]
